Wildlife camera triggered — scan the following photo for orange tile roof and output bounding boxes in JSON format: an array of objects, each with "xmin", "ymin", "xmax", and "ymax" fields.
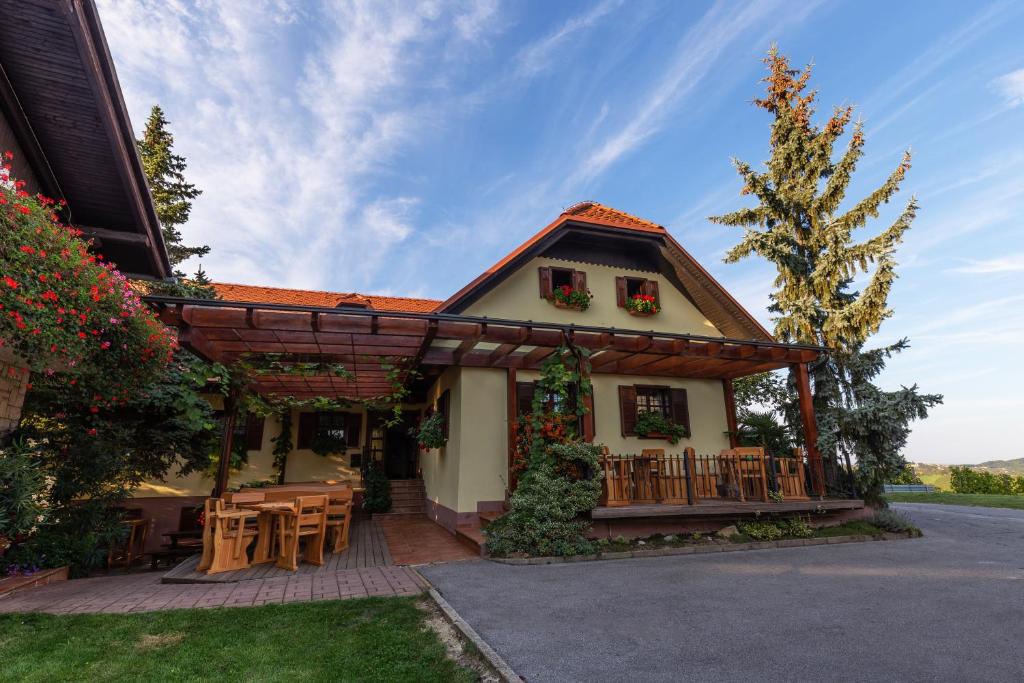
[
  {"xmin": 563, "ymin": 201, "xmax": 665, "ymax": 232},
  {"xmin": 211, "ymin": 282, "xmax": 440, "ymax": 313}
]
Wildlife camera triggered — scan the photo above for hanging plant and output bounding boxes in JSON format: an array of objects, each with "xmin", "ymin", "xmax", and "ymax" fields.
[
  {"xmin": 634, "ymin": 411, "xmax": 688, "ymax": 444},
  {"xmin": 411, "ymin": 411, "xmax": 446, "ymax": 449},
  {"xmin": 548, "ymin": 284, "xmax": 592, "ymax": 311},
  {"xmin": 309, "ymin": 431, "xmax": 347, "ymax": 456},
  {"xmin": 625, "ymin": 293, "xmax": 660, "ymax": 316}
]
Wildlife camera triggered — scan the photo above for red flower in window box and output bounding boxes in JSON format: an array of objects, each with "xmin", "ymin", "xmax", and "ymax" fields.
[
  {"xmin": 548, "ymin": 285, "xmax": 592, "ymax": 311},
  {"xmin": 625, "ymin": 293, "xmax": 660, "ymax": 316}
]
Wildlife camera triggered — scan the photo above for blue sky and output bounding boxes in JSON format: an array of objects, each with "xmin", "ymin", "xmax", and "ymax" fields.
[{"xmin": 97, "ymin": 0, "xmax": 1024, "ymax": 464}]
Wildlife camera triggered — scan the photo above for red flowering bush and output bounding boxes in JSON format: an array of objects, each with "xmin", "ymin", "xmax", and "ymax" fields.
[
  {"xmin": 548, "ymin": 284, "xmax": 592, "ymax": 311},
  {"xmin": 625, "ymin": 293, "xmax": 660, "ymax": 315},
  {"xmin": 0, "ymin": 152, "xmax": 174, "ymax": 398}
]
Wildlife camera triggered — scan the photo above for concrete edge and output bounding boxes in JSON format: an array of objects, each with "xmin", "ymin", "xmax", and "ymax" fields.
[
  {"xmin": 489, "ymin": 531, "xmax": 920, "ymax": 565},
  {"xmin": 427, "ymin": 587, "xmax": 522, "ymax": 683}
]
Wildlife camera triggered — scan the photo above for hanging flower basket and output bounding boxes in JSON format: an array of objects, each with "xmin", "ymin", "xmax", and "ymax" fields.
[
  {"xmin": 625, "ymin": 293, "xmax": 660, "ymax": 316},
  {"xmin": 411, "ymin": 411, "xmax": 447, "ymax": 449},
  {"xmin": 548, "ymin": 285, "xmax": 592, "ymax": 311},
  {"xmin": 634, "ymin": 412, "xmax": 688, "ymax": 444}
]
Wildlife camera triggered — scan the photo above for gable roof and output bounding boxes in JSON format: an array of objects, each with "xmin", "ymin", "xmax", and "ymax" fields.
[
  {"xmin": 210, "ymin": 282, "xmax": 441, "ymax": 313},
  {"xmin": 438, "ymin": 201, "xmax": 774, "ymax": 342}
]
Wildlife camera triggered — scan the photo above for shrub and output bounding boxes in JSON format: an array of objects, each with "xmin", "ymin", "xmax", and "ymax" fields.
[
  {"xmin": 0, "ymin": 440, "xmax": 46, "ymax": 554},
  {"xmin": 949, "ymin": 466, "xmax": 1023, "ymax": 495},
  {"xmin": 776, "ymin": 516, "xmax": 813, "ymax": 538},
  {"xmin": 736, "ymin": 520, "xmax": 784, "ymax": 541},
  {"xmin": 362, "ymin": 466, "xmax": 391, "ymax": 513},
  {"xmin": 869, "ymin": 509, "xmax": 920, "ymax": 535},
  {"xmin": 485, "ymin": 441, "xmax": 603, "ymax": 557}
]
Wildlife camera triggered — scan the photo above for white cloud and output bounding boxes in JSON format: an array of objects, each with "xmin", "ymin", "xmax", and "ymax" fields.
[
  {"xmin": 993, "ymin": 67, "xmax": 1024, "ymax": 107},
  {"xmin": 513, "ymin": 0, "xmax": 622, "ymax": 79},
  {"xmin": 951, "ymin": 253, "xmax": 1024, "ymax": 274},
  {"xmin": 96, "ymin": 0, "xmax": 504, "ymax": 291}
]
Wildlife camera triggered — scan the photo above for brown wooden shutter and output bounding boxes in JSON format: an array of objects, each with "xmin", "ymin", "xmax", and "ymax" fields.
[
  {"xmin": 516, "ymin": 382, "xmax": 535, "ymax": 416},
  {"xmin": 245, "ymin": 415, "xmax": 265, "ymax": 451},
  {"xmin": 642, "ymin": 279, "xmax": 660, "ymax": 303},
  {"xmin": 297, "ymin": 412, "xmax": 318, "ymax": 449},
  {"xmin": 670, "ymin": 388, "xmax": 690, "ymax": 434},
  {"xmin": 538, "ymin": 267, "xmax": 553, "ymax": 298},
  {"xmin": 618, "ymin": 385, "xmax": 637, "ymax": 436},
  {"xmin": 572, "ymin": 269, "xmax": 587, "ymax": 292},
  {"xmin": 345, "ymin": 412, "xmax": 362, "ymax": 447},
  {"xmin": 582, "ymin": 391, "xmax": 595, "ymax": 443},
  {"xmin": 615, "ymin": 276, "xmax": 628, "ymax": 307},
  {"xmin": 438, "ymin": 389, "xmax": 451, "ymax": 439}
]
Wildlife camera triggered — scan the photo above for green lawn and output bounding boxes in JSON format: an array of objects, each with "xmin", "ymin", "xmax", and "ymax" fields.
[
  {"xmin": 0, "ymin": 597, "xmax": 475, "ymax": 683},
  {"xmin": 886, "ymin": 492, "xmax": 1024, "ymax": 510}
]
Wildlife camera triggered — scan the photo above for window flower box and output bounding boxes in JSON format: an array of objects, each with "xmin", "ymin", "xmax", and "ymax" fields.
[
  {"xmin": 626, "ymin": 293, "xmax": 660, "ymax": 316},
  {"xmin": 548, "ymin": 284, "xmax": 592, "ymax": 312}
]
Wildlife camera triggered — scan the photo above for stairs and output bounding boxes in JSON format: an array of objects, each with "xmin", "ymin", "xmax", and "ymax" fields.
[
  {"xmin": 374, "ymin": 479, "xmax": 425, "ymax": 517},
  {"xmin": 455, "ymin": 509, "xmax": 506, "ymax": 556}
]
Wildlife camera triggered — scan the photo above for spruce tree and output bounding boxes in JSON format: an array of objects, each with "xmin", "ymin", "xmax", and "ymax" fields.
[
  {"xmin": 711, "ymin": 47, "xmax": 941, "ymax": 502},
  {"xmin": 136, "ymin": 105, "xmax": 207, "ymax": 273}
]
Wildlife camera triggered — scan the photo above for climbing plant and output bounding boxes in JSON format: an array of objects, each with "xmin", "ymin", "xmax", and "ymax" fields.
[{"xmin": 485, "ymin": 346, "xmax": 603, "ymax": 557}]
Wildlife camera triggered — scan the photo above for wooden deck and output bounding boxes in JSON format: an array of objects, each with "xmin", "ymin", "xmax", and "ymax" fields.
[
  {"xmin": 591, "ymin": 498, "xmax": 864, "ymax": 519},
  {"xmin": 162, "ymin": 517, "xmax": 392, "ymax": 584}
]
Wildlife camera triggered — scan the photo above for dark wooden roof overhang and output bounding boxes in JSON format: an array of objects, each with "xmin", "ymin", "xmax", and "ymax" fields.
[
  {"xmin": 0, "ymin": 0, "xmax": 170, "ymax": 278},
  {"xmin": 146, "ymin": 296, "xmax": 826, "ymax": 401}
]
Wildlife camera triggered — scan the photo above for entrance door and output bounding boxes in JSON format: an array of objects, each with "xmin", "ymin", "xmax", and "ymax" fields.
[{"xmin": 384, "ymin": 411, "xmax": 420, "ymax": 480}]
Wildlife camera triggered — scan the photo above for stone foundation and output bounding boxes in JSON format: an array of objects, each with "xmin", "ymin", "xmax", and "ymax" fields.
[{"xmin": 0, "ymin": 348, "xmax": 29, "ymax": 436}]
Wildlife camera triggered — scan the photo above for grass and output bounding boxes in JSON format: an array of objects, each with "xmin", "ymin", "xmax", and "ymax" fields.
[
  {"xmin": 886, "ymin": 491, "xmax": 1024, "ymax": 510},
  {"xmin": 596, "ymin": 519, "xmax": 894, "ymax": 551},
  {"xmin": 917, "ymin": 472, "xmax": 951, "ymax": 490},
  {"xmin": 0, "ymin": 597, "xmax": 475, "ymax": 683}
]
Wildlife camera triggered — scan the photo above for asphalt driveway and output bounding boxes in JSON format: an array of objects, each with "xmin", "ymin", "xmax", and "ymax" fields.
[{"xmin": 421, "ymin": 503, "xmax": 1024, "ymax": 682}]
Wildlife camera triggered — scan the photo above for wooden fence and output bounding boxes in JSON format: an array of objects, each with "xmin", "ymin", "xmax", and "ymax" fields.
[{"xmin": 600, "ymin": 447, "xmax": 810, "ymax": 507}]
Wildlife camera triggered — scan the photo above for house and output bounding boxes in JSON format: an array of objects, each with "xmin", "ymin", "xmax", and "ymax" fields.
[
  {"xmin": 0, "ymin": 0, "xmax": 170, "ymax": 436},
  {"xmin": 143, "ymin": 201, "xmax": 861, "ymax": 543}
]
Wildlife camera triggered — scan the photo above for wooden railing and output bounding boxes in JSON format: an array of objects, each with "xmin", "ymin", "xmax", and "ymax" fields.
[{"xmin": 600, "ymin": 447, "xmax": 810, "ymax": 507}]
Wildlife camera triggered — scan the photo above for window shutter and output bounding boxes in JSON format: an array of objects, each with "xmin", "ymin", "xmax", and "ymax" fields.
[
  {"xmin": 345, "ymin": 412, "xmax": 362, "ymax": 447},
  {"xmin": 245, "ymin": 415, "xmax": 265, "ymax": 451},
  {"xmin": 615, "ymin": 276, "xmax": 628, "ymax": 307},
  {"xmin": 572, "ymin": 269, "xmax": 587, "ymax": 292},
  {"xmin": 618, "ymin": 385, "xmax": 637, "ymax": 436},
  {"xmin": 670, "ymin": 388, "xmax": 690, "ymax": 434},
  {"xmin": 582, "ymin": 391, "xmax": 595, "ymax": 443},
  {"xmin": 297, "ymin": 412, "xmax": 318, "ymax": 449},
  {"xmin": 642, "ymin": 279, "xmax": 660, "ymax": 303},
  {"xmin": 438, "ymin": 389, "xmax": 451, "ymax": 440},
  {"xmin": 516, "ymin": 382, "xmax": 535, "ymax": 416},
  {"xmin": 538, "ymin": 267, "xmax": 553, "ymax": 298}
]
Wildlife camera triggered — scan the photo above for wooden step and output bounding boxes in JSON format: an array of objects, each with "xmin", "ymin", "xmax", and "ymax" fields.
[
  {"xmin": 455, "ymin": 524, "xmax": 486, "ymax": 556},
  {"xmin": 478, "ymin": 510, "xmax": 504, "ymax": 528}
]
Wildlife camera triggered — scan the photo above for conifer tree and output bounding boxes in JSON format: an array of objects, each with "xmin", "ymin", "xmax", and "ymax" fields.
[
  {"xmin": 136, "ymin": 105, "xmax": 207, "ymax": 273},
  {"xmin": 711, "ymin": 47, "xmax": 941, "ymax": 502}
]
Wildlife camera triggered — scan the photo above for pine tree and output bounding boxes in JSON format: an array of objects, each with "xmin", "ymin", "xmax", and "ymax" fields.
[
  {"xmin": 136, "ymin": 105, "xmax": 207, "ymax": 273},
  {"xmin": 711, "ymin": 47, "xmax": 941, "ymax": 502}
]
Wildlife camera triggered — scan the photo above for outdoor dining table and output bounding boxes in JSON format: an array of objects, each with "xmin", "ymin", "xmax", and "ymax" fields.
[{"xmin": 236, "ymin": 500, "xmax": 296, "ymax": 564}]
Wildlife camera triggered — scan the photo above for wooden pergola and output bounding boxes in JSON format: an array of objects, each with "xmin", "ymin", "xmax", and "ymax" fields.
[{"xmin": 146, "ymin": 295, "xmax": 829, "ymax": 496}]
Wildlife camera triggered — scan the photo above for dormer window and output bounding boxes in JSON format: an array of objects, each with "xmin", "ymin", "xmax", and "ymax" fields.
[
  {"xmin": 615, "ymin": 276, "xmax": 660, "ymax": 308},
  {"xmin": 539, "ymin": 266, "xmax": 591, "ymax": 311}
]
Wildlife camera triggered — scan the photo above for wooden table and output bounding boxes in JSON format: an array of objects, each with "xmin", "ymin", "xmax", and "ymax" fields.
[{"xmin": 238, "ymin": 501, "xmax": 295, "ymax": 564}]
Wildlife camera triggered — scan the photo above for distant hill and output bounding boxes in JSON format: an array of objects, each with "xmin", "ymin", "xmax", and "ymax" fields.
[{"xmin": 973, "ymin": 458, "xmax": 1024, "ymax": 474}]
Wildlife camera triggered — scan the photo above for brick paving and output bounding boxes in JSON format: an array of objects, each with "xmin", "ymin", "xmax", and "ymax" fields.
[
  {"xmin": 0, "ymin": 566, "xmax": 428, "ymax": 615},
  {"xmin": 377, "ymin": 516, "xmax": 479, "ymax": 565}
]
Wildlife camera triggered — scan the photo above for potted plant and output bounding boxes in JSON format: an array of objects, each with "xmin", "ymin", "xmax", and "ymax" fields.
[
  {"xmin": 634, "ymin": 411, "xmax": 688, "ymax": 444},
  {"xmin": 410, "ymin": 411, "xmax": 447, "ymax": 449},
  {"xmin": 310, "ymin": 431, "xmax": 347, "ymax": 456},
  {"xmin": 625, "ymin": 293, "xmax": 660, "ymax": 316},
  {"xmin": 548, "ymin": 284, "xmax": 592, "ymax": 311}
]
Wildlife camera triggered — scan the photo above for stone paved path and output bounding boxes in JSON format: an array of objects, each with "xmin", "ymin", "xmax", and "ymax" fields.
[
  {"xmin": 377, "ymin": 516, "xmax": 479, "ymax": 565},
  {"xmin": 0, "ymin": 565, "xmax": 428, "ymax": 614}
]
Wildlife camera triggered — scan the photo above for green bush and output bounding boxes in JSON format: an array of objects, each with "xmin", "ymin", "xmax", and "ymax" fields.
[
  {"xmin": 949, "ymin": 466, "xmax": 1024, "ymax": 495},
  {"xmin": 0, "ymin": 440, "xmax": 45, "ymax": 543},
  {"xmin": 736, "ymin": 520, "xmax": 784, "ymax": 541},
  {"xmin": 869, "ymin": 509, "xmax": 919, "ymax": 534},
  {"xmin": 485, "ymin": 442, "xmax": 602, "ymax": 557},
  {"xmin": 362, "ymin": 466, "xmax": 391, "ymax": 513},
  {"xmin": 776, "ymin": 516, "xmax": 814, "ymax": 538}
]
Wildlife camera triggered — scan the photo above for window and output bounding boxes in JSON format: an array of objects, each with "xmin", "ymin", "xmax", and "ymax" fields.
[
  {"xmin": 515, "ymin": 381, "xmax": 591, "ymax": 439},
  {"xmin": 215, "ymin": 411, "xmax": 264, "ymax": 451},
  {"xmin": 615, "ymin": 276, "xmax": 660, "ymax": 308},
  {"xmin": 296, "ymin": 412, "xmax": 362, "ymax": 449},
  {"xmin": 437, "ymin": 389, "xmax": 451, "ymax": 441},
  {"xmin": 618, "ymin": 384, "xmax": 689, "ymax": 437},
  {"xmin": 538, "ymin": 266, "xmax": 587, "ymax": 298}
]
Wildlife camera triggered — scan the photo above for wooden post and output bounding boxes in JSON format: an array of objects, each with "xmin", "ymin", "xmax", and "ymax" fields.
[
  {"xmin": 722, "ymin": 379, "xmax": 739, "ymax": 448},
  {"xmin": 506, "ymin": 367, "xmax": 517, "ymax": 496},
  {"xmin": 795, "ymin": 362, "xmax": 826, "ymax": 498},
  {"xmin": 684, "ymin": 447, "xmax": 697, "ymax": 505},
  {"xmin": 213, "ymin": 392, "xmax": 239, "ymax": 499}
]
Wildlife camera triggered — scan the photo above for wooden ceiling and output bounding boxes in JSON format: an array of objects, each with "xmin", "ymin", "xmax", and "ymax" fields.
[{"xmin": 149, "ymin": 296, "xmax": 823, "ymax": 400}]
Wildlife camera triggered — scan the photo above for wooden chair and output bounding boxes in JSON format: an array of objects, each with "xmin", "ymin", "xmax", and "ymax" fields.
[
  {"xmin": 275, "ymin": 495, "xmax": 328, "ymax": 571},
  {"xmin": 197, "ymin": 498, "xmax": 259, "ymax": 574},
  {"xmin": 107, "ymin": 508, "xmax": 149, "ymax": 570},
  {"xmin": 325, "ymin": 488, "xmax": 355, "ymax": 553}
]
